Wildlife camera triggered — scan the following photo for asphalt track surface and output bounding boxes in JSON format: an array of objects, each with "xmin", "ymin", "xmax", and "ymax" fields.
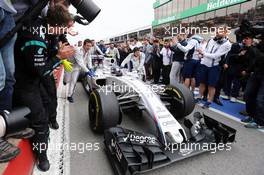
[{"xmin": 70, "ymin": 83, "xmax": 264, "ymax": 175}]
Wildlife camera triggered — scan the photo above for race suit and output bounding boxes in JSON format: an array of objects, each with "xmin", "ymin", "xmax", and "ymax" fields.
[
  {"xmin": 13, "ymin": 19, "xmax": 60, "ymax": 156},
  {"xmin": 121, "ymin": 52, "xmax": 145, "ymax": 71}
]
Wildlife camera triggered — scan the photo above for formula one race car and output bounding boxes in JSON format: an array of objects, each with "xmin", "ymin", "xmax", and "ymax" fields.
[{"xmin": 83, "ymin": 57, "xmax": 236, "ymax": 175}]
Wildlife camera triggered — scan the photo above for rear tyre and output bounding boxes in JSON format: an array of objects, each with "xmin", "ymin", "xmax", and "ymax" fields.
[
  {"xmin": 163, "ymin": 83, "xmax": 195, "ymax": 119},
  {"xmin": 89, "ymin": 87, "xmax": 121, "ymax": 133}
]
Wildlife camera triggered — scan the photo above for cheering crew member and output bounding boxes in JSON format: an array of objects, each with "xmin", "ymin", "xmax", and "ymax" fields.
[
  {"xmin": 13, "ymin": 5, "xmax": 75, "ymax": 171},
  {"xmin": 170, "ymin": 34, "xmax": 188, "ymax": 85},
  {"xmin": 197, "ymin": 28, "xmax": 232, "ymax": 108},
  {"xmin": 176, "ymin": 34, "xmax": 203, "ymax": 92}
]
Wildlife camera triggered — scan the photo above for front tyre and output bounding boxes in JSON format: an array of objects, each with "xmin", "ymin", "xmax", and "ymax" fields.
[
  {"xmin": 89, "ymin": 87, "xmax": 121, "ymax": 133},
  {"xmin": 163, "ymin": 83, "xmax": 195, "ymax": 119}
]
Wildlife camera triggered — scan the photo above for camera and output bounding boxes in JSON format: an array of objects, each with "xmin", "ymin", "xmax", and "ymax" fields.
[
  {"xmin": 235, "ymin": 19, "xmax": 264, "ymax": 41},
  {"xmin": 70, "ymin": 0, "xmax": 101, "ymax": 24},
  {"xmin": 0, "ymin": 0, "xmax": 101, "ymax": 48},
  {"xmin": 0, "ymin": 108, "xmax": 30, "ymax": 137}
]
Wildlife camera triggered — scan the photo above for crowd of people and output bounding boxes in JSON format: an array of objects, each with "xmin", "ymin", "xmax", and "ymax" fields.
[
  {"xmin": 0, "ymin": 0, "xmax": 263, "ymax": 173},
  {"xmin": 90, "ymin": 27, "xmax": 264, "ymax": 131}
]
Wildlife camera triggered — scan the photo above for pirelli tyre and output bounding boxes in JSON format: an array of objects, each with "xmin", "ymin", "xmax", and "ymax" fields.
[
  {"xmin": 163, "ymin": 83, "xmax": 195, "ymax": 119},
  {"xmin": 89, "ymin": 87, "xmax": 121, "ymax": 133}
]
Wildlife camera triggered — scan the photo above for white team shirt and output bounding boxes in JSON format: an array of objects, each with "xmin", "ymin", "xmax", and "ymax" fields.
[
  {"xmin": 160, "ymin": 47, "xmax": 172, "ymax": 66},
  {"xmin": 201, "ymin": 39, "xmax": 232, "ymax": 67}
]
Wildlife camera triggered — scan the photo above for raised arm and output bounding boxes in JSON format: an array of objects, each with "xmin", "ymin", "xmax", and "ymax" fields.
[
  {"xmin": 121, "ymin": 53, "xmax": 132, "ymax": 67},
  {"xmin": 203, "ymin": 43, "xmax": 231, "ymax": 60},
  {"xmin": 176, "ymin": 39, "xmax": 197, "ymax": 53}
]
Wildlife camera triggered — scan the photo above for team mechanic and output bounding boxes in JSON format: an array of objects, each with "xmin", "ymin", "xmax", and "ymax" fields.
[
  {"xmin": 66, "ymin": 39, "xmax": 95, "ymax": 103},
  {"xmin": 13, "ymin": 4, "xmax": 75, "ymax": 172}
]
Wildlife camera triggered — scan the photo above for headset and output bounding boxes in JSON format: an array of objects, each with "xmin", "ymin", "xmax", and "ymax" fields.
[{"xmin": 213, "ymin": 37, "xmax": 228, "ymax": 44}]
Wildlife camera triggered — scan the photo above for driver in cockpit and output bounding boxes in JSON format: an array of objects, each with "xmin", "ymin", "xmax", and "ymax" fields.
[{"xmin": 120, "ymin": 47, "xmax": 145, "ymax": 72}]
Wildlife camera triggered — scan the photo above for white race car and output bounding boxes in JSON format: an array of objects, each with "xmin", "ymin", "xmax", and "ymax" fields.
[{"xmin": 83, "ymin": 57, "xmax": 236, "ymax": 175}]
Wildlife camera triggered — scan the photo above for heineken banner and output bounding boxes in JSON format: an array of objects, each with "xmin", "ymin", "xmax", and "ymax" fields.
[{"xmin": 152, "ymin": 0, "xmax": 248, "ymax": 26}]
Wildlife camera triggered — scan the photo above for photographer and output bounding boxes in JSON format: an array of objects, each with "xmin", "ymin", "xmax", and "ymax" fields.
[
  {"xmin": 10, "ymin": 0, "xmax": 72, "ymax": 133},
  {"xmin": 243, "ymin": 37, "xmax": 264, "ymax": 129},
  {"xmin": 233, "ymin": 20, "xmax": 264, "ymax": 128},
  {"xmin": 13, "ymin": 4, "xmax": 75, "ymax": 171},
  {"xmin": 223, "ymin": 35, "xmax": 254, "ymax": 103}
]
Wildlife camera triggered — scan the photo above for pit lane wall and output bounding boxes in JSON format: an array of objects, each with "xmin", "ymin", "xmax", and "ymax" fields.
[{"xmin": 0, "ymin": 66, "xmax": 63, "ymax": 175}]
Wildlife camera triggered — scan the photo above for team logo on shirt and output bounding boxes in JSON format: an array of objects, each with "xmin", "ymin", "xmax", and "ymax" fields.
[{"xmin": 38, "ymin": 48, "xmax": 44, "ymax": 54}]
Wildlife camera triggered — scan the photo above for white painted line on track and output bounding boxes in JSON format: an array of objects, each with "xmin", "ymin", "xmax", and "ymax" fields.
[{"xmin": 63, "ymin": 83, "xmax": 71, "ymax": 175}]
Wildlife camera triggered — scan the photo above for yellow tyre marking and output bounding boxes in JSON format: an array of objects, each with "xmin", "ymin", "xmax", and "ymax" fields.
[
  {"xmin": 165, "ymin": 87, "xmax": 182, "ymax": 99},
  {"xmin": 173, "ymin": 89, "xmax": 182, "ymax": 99}
]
